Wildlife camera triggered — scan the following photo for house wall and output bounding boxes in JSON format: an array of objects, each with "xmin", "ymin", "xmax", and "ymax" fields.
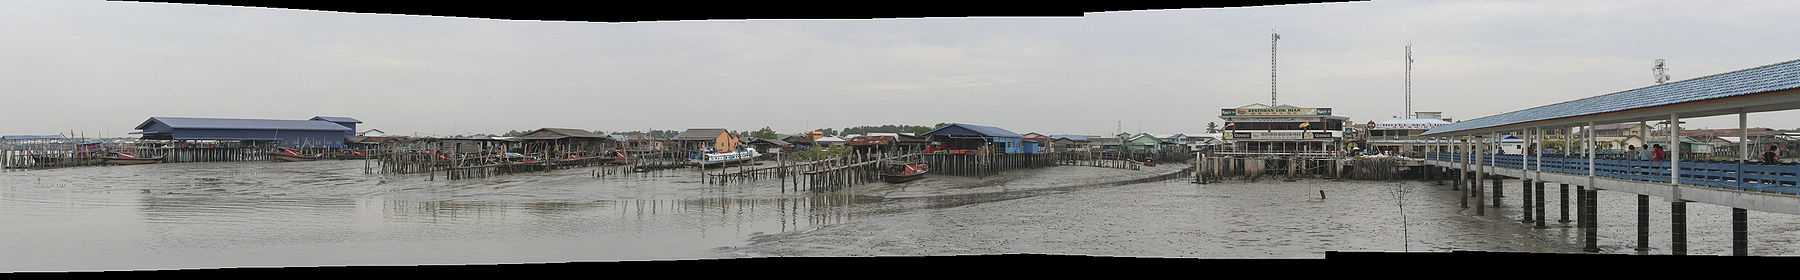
[{"xmin": 713, "ymin": 132, "xmax": 737, "ymax": 152}]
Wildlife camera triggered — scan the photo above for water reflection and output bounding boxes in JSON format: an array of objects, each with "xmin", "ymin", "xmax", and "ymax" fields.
[{"xmin": 1, "ymin": 161, "xmax": 889, "ymax": 271}]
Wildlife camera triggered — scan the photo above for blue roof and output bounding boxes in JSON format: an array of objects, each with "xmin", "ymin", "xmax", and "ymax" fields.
[
  {"xmin": 1049, "ymin": 134, "xmax": 1090, "ymax": 141},
  {"xmin": 137, "ymin": 117, "xmax": 353, "ymax": 132},
  {"xmin": 310, "ymin": 116, "xmax": 362, "ymax": 123},
  {"xmin": 1425, "ymin": 58, "xmax": 1800, "ymax": 136},
  {"xmin": 929, "ymin": 123, "xmax": 1023, "ymax": 138}
]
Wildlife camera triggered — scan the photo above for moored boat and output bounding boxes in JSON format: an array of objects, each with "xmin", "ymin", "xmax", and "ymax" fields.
[
  {"xmin": 103, "ymin": 151, "xmax": 162, "ymax": 165},
  {"xmin": 270, "ymin": 147, "xmax": 324, "ymax": 162},
  {"xmin": 881, "ymin": 161, "xmax": 929, "ymax": 183},
  {"xmin": 690, "ymin": 147, "xmax": 761, "ymax": 167},
  {"xmin": 332, "ymin": 150, "xmax": 370, "ymax": 160}
]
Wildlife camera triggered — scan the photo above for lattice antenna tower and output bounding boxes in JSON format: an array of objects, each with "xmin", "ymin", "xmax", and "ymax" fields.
[{"xmin": 1654, "ymin": 59, "xmax": 1670, "ymax": 84}]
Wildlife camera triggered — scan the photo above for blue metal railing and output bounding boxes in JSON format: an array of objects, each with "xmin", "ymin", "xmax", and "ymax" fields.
[{"xmin": 1425, "ymin": 152, "xmax": 1800, "ymax": 195}]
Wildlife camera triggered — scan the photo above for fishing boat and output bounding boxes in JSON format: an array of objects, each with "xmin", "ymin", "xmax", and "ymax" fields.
[
  {"xmin": 270, "ymin": 147, "xmax": 324, "ymax": 162},
  {"xmin": 333, "ymin": 149, "xmax": 370, "ymax": 160},
  {"xmin": 881, "ymin": 161, "xmax": 929, "ymax": 183},
  {"xmin": 103, "ymin": 151, "xmax": 162, "ymax": 165},
  {"xmin": 608, "ymin": 150, "xmax": 631, "ymax": 165},
  {"xmin": 28, "ymin": 154, "xmax": 103, "ymax": 166},
  {"xmin": 690, "ymin": 146, "xmax": 761, "ymax": 166}
]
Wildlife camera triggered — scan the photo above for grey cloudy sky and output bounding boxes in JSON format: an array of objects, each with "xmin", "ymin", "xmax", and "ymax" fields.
[{"xmin": 5, "ymin": 0, "xmax": 1800, "ymax": 137}]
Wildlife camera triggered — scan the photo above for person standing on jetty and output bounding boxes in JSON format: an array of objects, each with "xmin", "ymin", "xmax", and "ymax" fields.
[
  {"xmin": 1652, "ymin": 144, "xmax": 1667, "ymax": 161},
  {"xmin": 1764, "ymin": 145, "xmax": 1781, "ymax": 164}
]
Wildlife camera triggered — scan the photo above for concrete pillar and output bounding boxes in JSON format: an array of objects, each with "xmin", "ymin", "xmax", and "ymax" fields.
[
  {"xmin": 1456, "ymin": 138, "xmax": 1466, "ymax": 192},
  {"xmin": 1521, "ymin": 179, "xmax": 1534, "ymax": 223},
  {"xmin": 1733, "ymin": 208, "xmax": 1748, "ymax": 256},
  {"xmin": 1492, "ymin": 132, "xmax": 1502, "ymax": 207},
  {"xmin": 1637, "ymin": 194, "xmax": 1650, "ymax": 252},
  {"xmin": 1583, "ymin": 188, "xmax": 1599, "ymax": 253},
  {"xmin": 1559, "ymin": 183, "xmax": 1571, "ymax": 224},
  {"xmin": 1475, "ymin": 137, "xmax": 1486, "ymax": 216},
  {"xmin": 1741, "ymin": 112, "xmax": 1749, "ymax": 190},
  {"xmin": 1491, "ymin": 177, "xmax": 1503, "ymax": 208},
  {"xmin": 1433, "ymin": 166, "xmax": 1443, "ymax": 185},
  {"xmin": 1671, "ymin": 200, "xmax": 1687, "ymax": 255},
  {"xmin": 1671, "ymin": 113, "xmax": 1681, "ymax": 186},
  {"xmin": 1460, "ymin": 138, "xmax": 1470, "ymax": 209},
  {"xmin": 1577, "ymin": 186, "xmax": 1588, "ymax": 223},
  {"xmin": 1534, "ymin": 180, "xmax": 1547, "ymax": 228}
]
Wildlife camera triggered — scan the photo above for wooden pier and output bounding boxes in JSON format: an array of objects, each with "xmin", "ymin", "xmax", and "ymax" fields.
[{"xmin": 3, "ymin": 138, "xmax": 366, "ymax": 170}]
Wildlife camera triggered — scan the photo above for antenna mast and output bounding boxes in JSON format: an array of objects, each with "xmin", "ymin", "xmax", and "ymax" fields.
[
  {"xmin": 1653, "ymin": 59, "xmax": 1670, "ymax": 84},
  {"xmin": 1405, "ymin": 43, "xmax": 1413, "ymax": 119},
  {"xmin": 1271, "ymin": 30, "xmax": 1280, "ymax": 106}
]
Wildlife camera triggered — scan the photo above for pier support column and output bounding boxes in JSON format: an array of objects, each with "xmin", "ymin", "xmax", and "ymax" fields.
[
  {"xmin": 1475, "ymin": 139, "xmax": 1486, "ymax": 216},
  {"xmin": 1435, "ymin": 166, "xmax": 1443, "ymax": 185},
  {"xmin": 1460, "ymin": 169, "xmax": 1470, "ymax": 208},
  {"xmin": 1733, "ymin": 208, "xmax": 1748, "ymax": 256},
  {"xmin": 1534, "ymin": 180, "xmax": 1546, "ymax": 228},
  {"xmin": 1490, "ymin": 176, "xmax": 1504, "ymax": 201},
  {"xmin": 1637, "ymin": 194, "xmax": 1650, "ymax": 252},
  {"xmin": 1521, "ymin": 179, "xmax": 1534, "ymax": 223},
  {"xmin": 1455, "ymin": 148, "xmax": 1465, "ymax": 192},
  {"xmin": 1491, "ymin": 177, "xmax": 1503, "ymax": 208},
  {"xmin": 1671, "ymin": 200, "xmax": 1687, "ymax": 255},
  {"xmin": 1559, "ymin": 183, "xmax": 1571, "ymax": 224},
  {"xmin": 1583, "ymin": 188, "xmax": 1599, "ymax": 253}
]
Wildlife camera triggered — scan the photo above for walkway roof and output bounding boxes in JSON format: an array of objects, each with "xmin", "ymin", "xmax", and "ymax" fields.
[{"xmin": 1422, "ymin": 58, "xmax": 1800, "ymax": 136}]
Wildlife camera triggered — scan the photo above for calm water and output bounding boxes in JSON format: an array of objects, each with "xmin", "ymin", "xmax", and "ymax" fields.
[{"xmin": 3, "ymin": 161, "xmax": 1798, "ymax": 271}]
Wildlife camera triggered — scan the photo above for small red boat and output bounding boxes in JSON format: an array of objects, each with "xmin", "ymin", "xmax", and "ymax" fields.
[
  {"xmin": 271, "ymin": 147, "xmax": 324, "ymax": 162},
  {"xmin": 103, "ymin": 151, "xmax": 163, "ymax": 165},
  {"xmin": 881, "ymin": 161, "xmax": 929, "ymax": 183},
  {"xmin": 333, "ymin": 150, "xmax": 370, "ymax": 160}
]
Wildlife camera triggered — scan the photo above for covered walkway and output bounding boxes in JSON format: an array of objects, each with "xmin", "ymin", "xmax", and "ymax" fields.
[{"xmin": 1417, "ymin": 58, "xmax": 1800, "ymax": 255}]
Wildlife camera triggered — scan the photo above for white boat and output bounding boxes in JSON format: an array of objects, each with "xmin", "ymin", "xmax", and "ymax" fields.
[{"xmin": 691, "ymin": 147, "xmax": 761, "ymax": 166}]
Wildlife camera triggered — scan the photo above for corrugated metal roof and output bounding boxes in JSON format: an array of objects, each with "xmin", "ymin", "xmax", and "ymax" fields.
[
  {"xmin": 1424, "ymin": 58, "xmax": 1800, "ymax": 136},
  {"xmin": 515, "ymin": 128, "xmax": 607, "ymax": 140},
  {"xmin": 782, "ymin": 135, "xmax": 814, "ymax": 144},
  {"xmin": 1049, "ymin": 134, "xmax": 1090, "ymax": 141},
  {"xmin": 748, "ymin": 138, "xmax": 791, "ymax": 146},
  {"xmin": 931, "ymin": 123, "xmax": 1023, "ymax": 138},
  {"xmin": 674, "ymin": 128, "xmax": 728, "ymax": 141},
  {"xmin": 310, "ymin": 116, "xmax": 362, "ymax": 123},
  {"xmin": 137, "ymin": 117, "xmax": 353, "ymax": 131},
  {"xmin": 1374, "ymin": 118, "xmax": 1452, "ymax": 125}
]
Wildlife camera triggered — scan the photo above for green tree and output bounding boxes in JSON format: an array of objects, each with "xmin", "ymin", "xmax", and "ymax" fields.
[
  {"xmin": 908, "ymin": 126, "xmax": 933, "ymax": 135},
  {"xmin": 751, "ymin": 126, "xmax": 779, "ymax": 139}
]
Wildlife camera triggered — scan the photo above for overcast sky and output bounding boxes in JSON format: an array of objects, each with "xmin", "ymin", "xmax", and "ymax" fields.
[{"xmin": 4, "ymin": 0, "xmax": 1800, "ymax": 138}]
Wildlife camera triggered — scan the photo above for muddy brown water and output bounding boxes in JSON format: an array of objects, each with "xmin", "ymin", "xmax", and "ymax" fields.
[{"xmin": 3, "ymin": 161, "xmax": 1796, "ymax": 271}]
